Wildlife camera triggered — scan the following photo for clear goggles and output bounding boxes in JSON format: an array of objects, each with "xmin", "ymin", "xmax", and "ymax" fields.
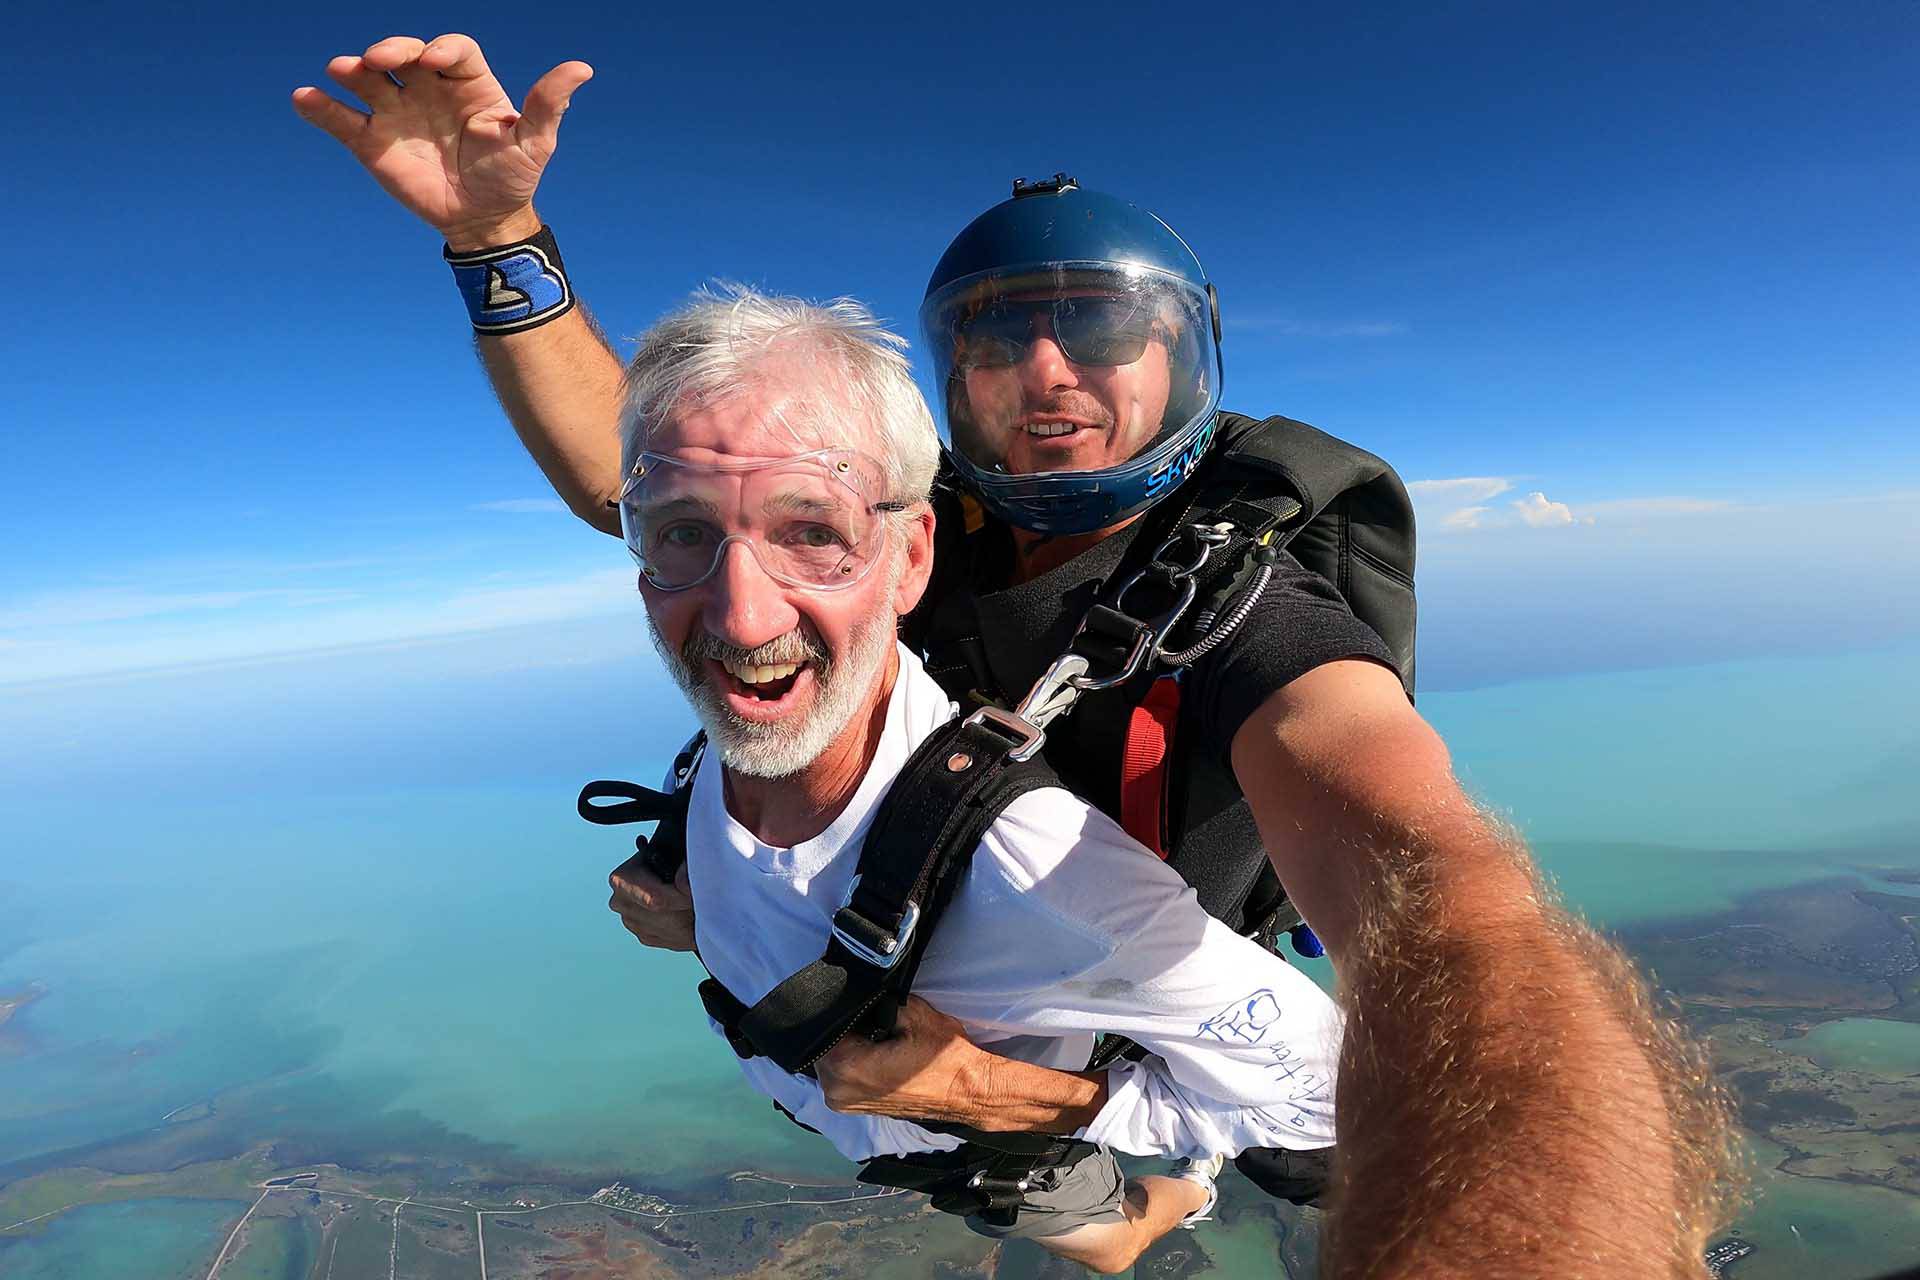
[{"xmin": 617, "ymin": 449, "xmax": 903, "ymax": 592}]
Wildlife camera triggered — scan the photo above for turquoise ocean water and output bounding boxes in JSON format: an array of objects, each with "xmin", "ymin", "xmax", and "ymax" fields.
[
  {"xmin": 0, "ymin": 1198, "xmax": 249, "ymax": 1280},
  {"xmin": 1, "ymin": 637, "xmax": 1916, "ymax": 1275}
]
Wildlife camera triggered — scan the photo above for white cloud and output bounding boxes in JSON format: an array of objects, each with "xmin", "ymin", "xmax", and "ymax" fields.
[
  {"xmin": 1443, "ymin": 506, "xmax": 1493, "ymax": 531},
  {"xmin": 1409, "ymin": 476, "xmax": 1527, "ymax": 532},
  {"xmin": 473, "ymin": 498, "xmax": 571, "ymax": 514},
  {"xmin": 1411, "ymin": 474, "xmax": 1740, "ymax": 534},
  {"xmin": 1408, "ymin": 477, "xmax": 1515, "ymax": 505},
  {"xmin": 1513, "ymin": 491, "xmax": 1576, "ymax": 527}
]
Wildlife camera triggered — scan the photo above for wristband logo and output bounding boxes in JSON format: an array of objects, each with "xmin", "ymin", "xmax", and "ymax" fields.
[{"xmin": 449, "ymin": 245, "xmax": 572, "ymax": 334}]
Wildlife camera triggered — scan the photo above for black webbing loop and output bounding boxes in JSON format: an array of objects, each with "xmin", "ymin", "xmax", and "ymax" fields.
[
  {"xmin": 580, "ymin": 734, "xmax": 705, "ymax": 886},
  {"xmin": 583, "ymin": 781, "xmax": 694, "ymax": 883},
  {"xmin": 576, "ymin": 779, "xmax": 678, "ymax": 826}
]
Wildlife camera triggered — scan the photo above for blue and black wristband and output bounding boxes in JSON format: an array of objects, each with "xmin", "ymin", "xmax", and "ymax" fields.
[{"xmin": 444, "ymin": 225, "xmax": 576, "ymax": 335}]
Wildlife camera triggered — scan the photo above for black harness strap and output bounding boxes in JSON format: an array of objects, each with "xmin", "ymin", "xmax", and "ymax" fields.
[
  {"xmin": 577, "ymin": 717, "xmax": 1059, "ymax": 1075},
  {"xmin": 580, "ymin": 713, "xmax": 1103, "ymax": 1218},
  {"xmin": 736, "ymin": 712, "xmax": 1058, "ymax": 1074}
]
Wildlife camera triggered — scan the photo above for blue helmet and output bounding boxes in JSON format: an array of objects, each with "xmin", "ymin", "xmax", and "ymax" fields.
[{"xmin": 920, "ymin": 176, "xmax": 1224, "ymax": 536}]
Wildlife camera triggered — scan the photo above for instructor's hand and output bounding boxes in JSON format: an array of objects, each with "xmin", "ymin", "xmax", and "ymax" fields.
[
  {"xmin": 607, "ymin": 859, "xmax": 697, "ymax": 953},
  {"xmin": 292, "ymin": 34, "xmax": 592, "ymax": 248}
]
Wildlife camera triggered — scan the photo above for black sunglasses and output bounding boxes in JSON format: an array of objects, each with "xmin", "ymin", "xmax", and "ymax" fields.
[{"xmin": 955, "ymin": 296, "xmax": 1163, "ymax": 369}]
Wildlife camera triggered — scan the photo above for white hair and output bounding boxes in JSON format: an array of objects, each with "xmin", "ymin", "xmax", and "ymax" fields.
[{"xmin": 620, "ymin": 284, "xmax": 940, "ymax": 506}]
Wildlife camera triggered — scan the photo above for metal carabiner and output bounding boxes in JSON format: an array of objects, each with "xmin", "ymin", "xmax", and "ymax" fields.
[
  {"xmin": 1108, "ymin": 522, "xmax": 1231, "ymax": 621},
  {"xmin": 1012, "ymin": 653, "xmax": 1093, "ymax": 731},
  {"xmin": 1066, "ymin": 575, "xmax": 1198, "ymax": 691},
  {"xmin": 999, "ymin": 521, "xmax": 1240, "ymax": 720},
  {"xmin": 953, "ymin": 655, "xmax": 1093, "ymax": 770},
  {"xmin": 1150, "ymin": 522, "xmax": 1232, "ymax": 578},
  {"xmin": 1068, "ymin": 522, "xmax": 1229, "ymax": 690}
]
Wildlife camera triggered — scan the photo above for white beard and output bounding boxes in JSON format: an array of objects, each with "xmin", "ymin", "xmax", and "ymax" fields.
[{"xmin": 647, "ymin": 553, "xmax": 903, "ymax": 780}]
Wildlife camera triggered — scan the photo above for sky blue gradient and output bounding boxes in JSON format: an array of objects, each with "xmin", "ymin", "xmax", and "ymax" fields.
[{"xmin": 2, "ymin": 2, "xmax": 1915, "ymax": 685}]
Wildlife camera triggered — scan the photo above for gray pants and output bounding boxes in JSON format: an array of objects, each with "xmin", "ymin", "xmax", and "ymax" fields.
[
  {"xmin": 961, "ymin": 1142, "xmax": 1128, "ymax": 1240},
  {"xmin": 857, "ymin": 1139, "xmax": 1129, "ymax": 1241}
]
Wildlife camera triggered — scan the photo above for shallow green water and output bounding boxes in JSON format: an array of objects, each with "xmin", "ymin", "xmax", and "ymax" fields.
[
  {"xmin": 1198, "ymin": 1201, "xmax": 1320, "ymax": 1278},
  {"xmin": 1422, "ymin": 646, "xmax": 1920, "ymax": 853},
  {"xmin": 1732, "ymin": 1136, "xmax": 1920, "ymax": 1280},
  {"xmin": 1, "ymin": 644, "xmax": 1916, "ymax": 1277},
  {"xmin": 1789, "ymin": 1018, "xmax": 1920, "ymax": 1076},
  {"xmin": 0, "ymin": 782, "xmax": 835, "ymax": 1181},
  {"xmin": 0, "ymin": 1197, "xmax": 247, "ymax": 1280}
]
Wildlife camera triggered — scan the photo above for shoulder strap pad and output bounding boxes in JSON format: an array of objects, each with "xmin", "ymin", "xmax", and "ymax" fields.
[
  {"xmin": 1212, "ymin": 413, "xmax": 1397, "ymax": 520},
  {"xmin": 1202, "ymin": 413, "xmax": 1418, "ymax": 695}
]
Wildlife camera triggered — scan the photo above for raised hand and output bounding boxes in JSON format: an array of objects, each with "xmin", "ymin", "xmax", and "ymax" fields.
[{"xmin": 292, "ymin": 34, "xmax": 592, "ymax": 248}]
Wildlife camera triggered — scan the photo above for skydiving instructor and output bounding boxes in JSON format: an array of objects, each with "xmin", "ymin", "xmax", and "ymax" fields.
[{"xmin": 295, "ymin": 34, "xmax": 1737, "ymax": 1280}]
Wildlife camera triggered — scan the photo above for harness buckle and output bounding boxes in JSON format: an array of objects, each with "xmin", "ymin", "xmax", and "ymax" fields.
[
  {"xmin": 962, "ymin": 705, "xmax": 1048, "ymax": 762},
  {"xmin": 831, "ymin": 874, "xmax": 921, "ymax": 969}
]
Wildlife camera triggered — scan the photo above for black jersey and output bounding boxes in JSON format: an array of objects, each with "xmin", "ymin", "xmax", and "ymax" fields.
[{"xmin": 913, "ymin": 413, "xmax": 1404, "ymax": 933}]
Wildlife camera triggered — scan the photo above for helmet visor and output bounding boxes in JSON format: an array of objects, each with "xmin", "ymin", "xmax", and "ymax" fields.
[
  {"xmin": 921, "ymin": 264, "xmax": 1220, "ymax": 486},
  {"xmin": 618, "ymin": 449, "xmax": 897, "ymax": 592}
]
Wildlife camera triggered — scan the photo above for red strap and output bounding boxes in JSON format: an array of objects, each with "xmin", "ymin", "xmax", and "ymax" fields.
[{"xmin": 1119, "ymin": 676, "xmax": 1181, "ymax": 859}]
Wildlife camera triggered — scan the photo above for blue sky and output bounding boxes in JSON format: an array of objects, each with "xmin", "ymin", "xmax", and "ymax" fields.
[{"xmin": 2, "ymin": 0, "xmax": 1915, "ymax": 691}]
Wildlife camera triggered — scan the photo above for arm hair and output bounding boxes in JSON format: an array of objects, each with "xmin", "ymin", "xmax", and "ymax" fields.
[{"xmin": 1324, "ymin": 811, "xmax": 1744, "ymax": 1279}]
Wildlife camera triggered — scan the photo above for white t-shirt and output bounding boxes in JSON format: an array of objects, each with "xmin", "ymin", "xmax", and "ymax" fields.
[{"xmin": 687, "ymin": 644, "xmax": 1342, "ymax": 1162}]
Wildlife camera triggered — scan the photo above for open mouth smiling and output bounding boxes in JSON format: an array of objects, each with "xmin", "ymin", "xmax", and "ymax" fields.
[
  {"xmin": 710, "ymin": 656, "xmax": 814, "ymax": 716},
  {"xmin": 1021, "ymin": 416, "xmax": 1099, "ymax": 439}
]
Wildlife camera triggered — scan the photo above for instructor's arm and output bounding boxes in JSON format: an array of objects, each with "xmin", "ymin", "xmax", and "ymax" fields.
[
  {"xmin": 294, "ymin": 34, "xmax": 625, "ymax": 533},
  {"xmin": 1232, "ymin": 659, "xmax": 1734, "ymax": 1279}
]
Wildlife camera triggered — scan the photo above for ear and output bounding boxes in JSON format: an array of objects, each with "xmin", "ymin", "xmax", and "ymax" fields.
[{"xmin": 891, "ymin": 503, "xmax": 938, "ymax": 618}]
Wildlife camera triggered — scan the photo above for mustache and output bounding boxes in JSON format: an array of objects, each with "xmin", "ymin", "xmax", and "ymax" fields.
[
  {"xmin": 1026, "ymin": 391, "xmax": 1114, "ymax": 428},
  {"xmin": 682, "ymin": 628, "xmax": 827, "ymax": 669}
]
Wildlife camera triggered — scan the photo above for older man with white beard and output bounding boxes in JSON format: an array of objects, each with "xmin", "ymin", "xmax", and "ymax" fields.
[{"xmin": 615, "ymin": 286, "xmax": 1343, "ymax": 1273}]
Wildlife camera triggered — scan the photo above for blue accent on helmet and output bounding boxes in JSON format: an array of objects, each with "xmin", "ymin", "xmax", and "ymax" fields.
[{"xmin": 921, "ymin": 177, "xmax": 1225, "ymax": 536}]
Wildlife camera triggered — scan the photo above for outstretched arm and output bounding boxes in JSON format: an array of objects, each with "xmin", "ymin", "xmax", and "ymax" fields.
[
  {"xmin": 294, "ymin": 34, "xmax": 625, "ymax": 533},
  {"xmin": 1232, "ymin": 660, "xmax": 1737, "ymax": 1279}
]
